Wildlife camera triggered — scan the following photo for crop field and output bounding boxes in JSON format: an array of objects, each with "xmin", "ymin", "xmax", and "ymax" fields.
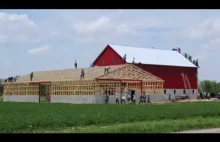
[{"xmin": 1, "ymin": 101, "xmax": 220, "ymax": 133}]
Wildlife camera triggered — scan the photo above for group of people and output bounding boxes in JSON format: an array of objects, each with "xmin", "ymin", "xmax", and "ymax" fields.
[
  {"xmin": 139, "ymin": 94, "xmax": 152, "ymax": 104},
  {"xmin": 103, "ymin": 93, "xmax": 152, "ymax": 105},
  {"xmin": 116, "ymin": 94, "xmax": 136, "ymax": 104},
  {"xmin": 118, "ymin": 94, "xmax": 152, "ymax": 104}
]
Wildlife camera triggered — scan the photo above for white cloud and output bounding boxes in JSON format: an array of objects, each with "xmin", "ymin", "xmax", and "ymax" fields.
[
  {"xmin": 72, "ymin": 16, "xmax": 135, "ymax": 43},
  {"xmin": 72, "ymin": 16, "xmax": 158, "ymax": 42},
  {"xmin": 0, "ymin": 12, "xmax": 62, "ymax": 44},
  {"xmin": 73, "ymin": 16, "xmax": 111, "ymax": 36},
  {"xmin": 0, "ymin": 12, "xmax": 38, "ymax": 43},
  {"xmin": 183, "ymin": 18, "xmax": 220, "ymax": 40},
  {"xmin": 27, "ymin": 46, "xmax": 51, "ymax": 55}
]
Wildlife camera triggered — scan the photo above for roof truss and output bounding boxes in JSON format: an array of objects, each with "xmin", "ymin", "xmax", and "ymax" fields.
[{"xmin": 96, "ymin": 64, "xmax": 164, "ymax": 82}]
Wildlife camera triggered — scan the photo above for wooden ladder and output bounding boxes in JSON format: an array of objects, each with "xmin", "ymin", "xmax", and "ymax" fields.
[{"xmin": 181, "ymin": 73, "xmax": 190, "ymax": 99}]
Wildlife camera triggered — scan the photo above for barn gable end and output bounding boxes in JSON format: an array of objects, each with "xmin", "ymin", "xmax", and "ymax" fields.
[
  {"xmin": 96, "ymin": 64, "xmax": 164, "ymax": 82},
  {"xmin": 92, "ymin": 45, "xmax": 124, "ymax": 66},
  {"xmin": 92, "ymin": 44, "xmax": 198, "ymax": 91}
]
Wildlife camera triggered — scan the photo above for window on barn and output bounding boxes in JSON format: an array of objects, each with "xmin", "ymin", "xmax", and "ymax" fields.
[
  {"xmin": 183, "ymin": 90, "xmax": 186, "ymax": 94},
  {"xmin": 102, "ymin": 60, "xmax": 105, "ymax": 65},
  {"xmin": 174, "ymin": 90, "xmax": 176, "ymax": 94},
  {"xmin": 164, "ymin": 89, "xmax": 166, "ymax": 94},
  {"xmin": 192, "ymin": 90, "xmax": 195, "ymax": 94},
  {"xmin": 113, "ymin": 58, "xmax": 116, "ymax": 64}
]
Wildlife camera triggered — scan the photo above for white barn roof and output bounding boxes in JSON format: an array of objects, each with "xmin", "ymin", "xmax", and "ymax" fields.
[{"xmin": 109, "ymin": 45, "xmax": 197, "ymax": 68}]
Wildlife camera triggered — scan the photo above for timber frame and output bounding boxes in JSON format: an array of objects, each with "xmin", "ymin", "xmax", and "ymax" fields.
[{"xmin": 3, "ymin": 64, "xmax": 164, "ymax": 101}]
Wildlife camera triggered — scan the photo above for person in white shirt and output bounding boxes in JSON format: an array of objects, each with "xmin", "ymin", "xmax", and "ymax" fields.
[
  {"xmin": 132, "ymin": 95, "xmax": 136, "ymax": 104},
  {"xmin": 121, "ymin": 95, "xmax": 126, "ymax": 104},
  {"xmin": 128, "ymin": 94, "xmax": 131, "ymax": 103}
]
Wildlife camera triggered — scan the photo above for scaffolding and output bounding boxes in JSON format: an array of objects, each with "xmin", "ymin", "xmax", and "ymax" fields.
[{"xmin": 3, "ymin": 64, "xmax": 164, "ymax": 99}]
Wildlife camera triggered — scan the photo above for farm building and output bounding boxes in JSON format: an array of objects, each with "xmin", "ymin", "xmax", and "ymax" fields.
[
  {"xmin": 3, "ymin": 64, "xmax": 164, "ymax": 103},
  {"xmin": 92, "ymin": 45, "xmax": 198, "ymax": 99}
]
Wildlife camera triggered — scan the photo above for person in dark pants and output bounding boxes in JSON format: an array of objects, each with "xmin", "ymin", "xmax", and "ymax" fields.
[
  {"xmin": 139, "ymin": 94, "xmax": 143, "ymax": 104},
  {"xmin": 132, "ymin": 95, "xmax": 136, "ymax": 104},
  {"xmin": 104, "ymin": 94, "xmax": 109, "ymax": 104},
  {"xmin": 169, "ymin": 93, "xmax": 171, "ymax": 101},
  {"xmin": 147, "ymin": 95, "xmax": 152, "ymax": 105},
  {"xmin": 80, "ymin": 69, "xmax": 85, "ymax": 79},
  {"xmin": 116, "ymin": 95, "xmax": 119, "ymax": 104},
  {"xmin": 143, "ymin": 94, "xmax": 147, "ymax": 104},
  {"xmin": 74, "ymin": 60, "xmax": 77, "ymax": 69},
  {"xmin": 30, "ymin": 72, "xmax": 33, "ymax": 81},
  {"xmin": 128, "ymin": 94, "xmax": 131, "ymax": 103},
  {"xmin": 106, "ymin": 94, "xmax": 109, "ymax": 104},
  {"xmin": 123, "ymin": 54, "xmax": 126, "ymax": 63},
  {"xmin": 121, "ymin": 95, "xmax": 126, "ymax": 104}
]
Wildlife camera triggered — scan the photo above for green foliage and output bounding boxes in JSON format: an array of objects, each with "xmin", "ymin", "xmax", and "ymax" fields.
[
  {"xmin": 1, "ymin": 102, "xmax": 220, "ymax": 132},
  {"xmin": 199, "ymin": 80, "xmax": 220, "ymax": 94}
]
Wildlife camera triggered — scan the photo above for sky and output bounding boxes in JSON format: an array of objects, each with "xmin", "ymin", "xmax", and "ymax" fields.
[{"xmin": 0, "ymin": 9, "xmax": 219, "ymax": 81}]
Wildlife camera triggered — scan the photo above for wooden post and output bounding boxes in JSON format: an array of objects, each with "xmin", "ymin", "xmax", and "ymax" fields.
[
  {"xmin": 49, "ymin": 83, "xmax": 52, "ymax": 103},
  {"xmin": 38, "ymin": 83, "xmax": 41, "ymax": 103},
  {"xmin": 120, "ymin": 81, "xmax": 122, "ymax": 103},
  {"xmin": 140, "ymin": 80, "xmax": 143, "ymax": 95}
]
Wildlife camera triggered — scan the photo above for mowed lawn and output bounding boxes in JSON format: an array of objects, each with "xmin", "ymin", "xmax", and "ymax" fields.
[{"xmin": 1, "ymin": 101, "xmax": 220, "ymax": 133}]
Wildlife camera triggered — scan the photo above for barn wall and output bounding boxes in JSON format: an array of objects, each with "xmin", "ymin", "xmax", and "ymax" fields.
[
  {"xmin": 92, "ymin": 46, "xmax": 198, "ymax": 90},
  {"xmin": 137, "ymin": 64, "xmax": 198, "ymax": 89},
  {"xmin": 3, "ymin": 95, "xmax": 39, "ymax": 103},
  {"xmin": 94, "ymin": 46, "xmax": 124, "ymax": 66}
]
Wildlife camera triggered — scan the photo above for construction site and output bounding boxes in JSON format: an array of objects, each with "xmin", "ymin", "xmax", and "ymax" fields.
[
  {"xmin": 2, "ymin": 64, "xmax": 164, "ymax": 104},
  {"xmin": 2, "ymin": 44, "xmax": 200, "ymax": 104}
]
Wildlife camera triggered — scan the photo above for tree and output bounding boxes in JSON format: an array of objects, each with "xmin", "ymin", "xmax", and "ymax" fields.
[{"xmin": 198, "ymin": 80, "xmax": 220, "ymax": 95}]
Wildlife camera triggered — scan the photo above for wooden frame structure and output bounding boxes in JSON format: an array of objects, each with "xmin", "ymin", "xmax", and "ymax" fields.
[{"xmin": 3, "ymin": 64, "xmax": 164, "ymax": 102}]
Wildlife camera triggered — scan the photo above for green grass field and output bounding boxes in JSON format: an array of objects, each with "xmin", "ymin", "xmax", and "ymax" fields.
[{"xmin": 0, "ymin": 101, "xmax": 220, "ymax": 133}]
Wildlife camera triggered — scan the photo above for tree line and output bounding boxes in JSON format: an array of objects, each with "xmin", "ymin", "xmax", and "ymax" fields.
[{"xmin": 198, "ymin": 80, "xmax": 220, "ymax": 94}]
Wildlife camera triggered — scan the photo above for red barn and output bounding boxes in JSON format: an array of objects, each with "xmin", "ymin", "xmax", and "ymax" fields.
[{"xmin": 92, "ymin": 44, "xmax": 198, "ymax": 98}]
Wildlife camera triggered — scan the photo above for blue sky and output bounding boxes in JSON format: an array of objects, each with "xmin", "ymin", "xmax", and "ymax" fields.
[{"xmin": 0, "ymin": 10, "xmax": 219, "ymax": 81}]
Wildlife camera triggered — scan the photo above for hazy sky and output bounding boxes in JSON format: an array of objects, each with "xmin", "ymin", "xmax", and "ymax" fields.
[{"xmin": 0, "ymin": 10, "xmax": 219, "ymax": 81}]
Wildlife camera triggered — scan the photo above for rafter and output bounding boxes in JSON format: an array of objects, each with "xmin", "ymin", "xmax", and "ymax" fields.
[
  {"xmin": 96, "ymin": 64, "xmax": 164, "ymax": 82},
  {"xmin": 3, "ymin": 64, "xmax": 164, "ymax": 98}
]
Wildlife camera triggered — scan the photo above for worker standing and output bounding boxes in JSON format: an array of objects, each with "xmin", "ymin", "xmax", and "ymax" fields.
[
  {"xmin": 74, "ymin": 60, "xmax": 77, "ymax": 69},
  {"xmin": 116, "ymin": 95, "xmax": 119, "ymax": 104},
  {"xmin": 123, "ymin": 54, "xmax": 126, "ymax": 63},
  {"xmin": 147, "ymin": 95, "xmax": 152, "ymax": 105},
  {"xmin": 128, "ymin": 94, "xmax": 131, "ymax": 103},
  {"xmin": 80, "ymin": 69, "xmax": 85, "ymax": 79},
  {"xmin": 121, "ymin": 95, "xmax": 126, "ymax": 104},
  {"xmin": 30, "ymin": 72, "xmax": 34, "ymax": 81}
]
